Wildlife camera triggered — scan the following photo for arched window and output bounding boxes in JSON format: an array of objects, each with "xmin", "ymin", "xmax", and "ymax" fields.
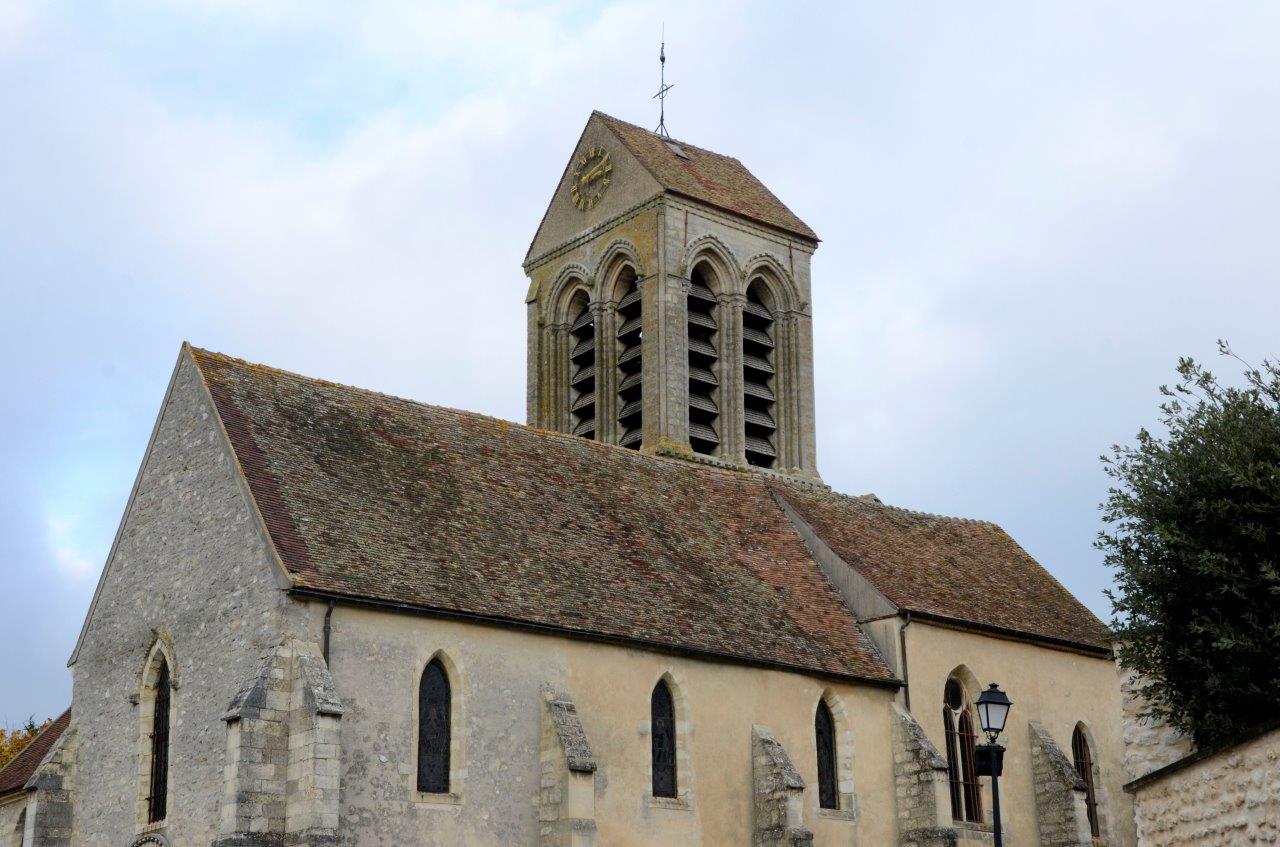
[
  {"xmin": 815, "ymin": 699, "xmax": 839, "ymax": 809},
  {"xmin": 1072, "ymin": 725, "xmax": 1101, "ymax": 838},
  {"xmin": 567, "ymin": 291, "xmax": 597, "ymax": 440},
  {"xmin": 943, "ymin": 678, "xmax": 982, "ymax": 823},
  {"xmin": 651, "ymin": 680, "xmax": 677, "ymax": 798},
  {"xmin": 147, "ymin": 658, "xmax": 171, "ymax": 823},
  {"xmin": 615, "ymin": 266, "xmax": 643, "ymax": 449},
  {"xmin": 687, "ymin": 263, "xmax": 719, "ymax": 456},
  {"xmin": 418, "ymin": 658, "xmax": 451, "ymax": 793},
  {"xmin": 742, "ymin": 279, "xmax": 777, "ymax": 468}
]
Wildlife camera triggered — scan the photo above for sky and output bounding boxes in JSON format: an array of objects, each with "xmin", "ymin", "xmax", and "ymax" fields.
[{"xmin": 2, "ymin": 0, "xmax": 1278, "ymax": 725}]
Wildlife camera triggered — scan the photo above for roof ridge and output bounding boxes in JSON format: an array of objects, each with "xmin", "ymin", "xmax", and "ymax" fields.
[
  {"xmin": 593, "ymin": 110, "xmax": 741, "ymax": 162},
  {"xmin": 782, "ymin": 479, "xmax": 998, "ymax": 527},
  {"xmin": 189, "ymin": 346, "xmax": 765, "ymax": 483}
]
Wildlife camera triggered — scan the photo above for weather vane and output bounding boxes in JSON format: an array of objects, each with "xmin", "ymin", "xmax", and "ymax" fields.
[{"xmin": 653, "ymin": 27, "xmax": 673, "ymax": 138}]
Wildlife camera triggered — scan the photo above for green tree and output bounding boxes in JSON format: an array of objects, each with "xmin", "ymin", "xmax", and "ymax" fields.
[{"xmin": 1100, "ymin": 343, "xmax": 1280, "ymax": 747}]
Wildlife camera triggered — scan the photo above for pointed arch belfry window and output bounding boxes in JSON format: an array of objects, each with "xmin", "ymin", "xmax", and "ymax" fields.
[
  {"xmin": 687, "ymin": 264, "xmax": 720, "ymax": 455},
  {"xmin": 567, "ymin": 291, "xmax": 597, "ymax": 440},
  {"xmin": 1072, "ymin": 725, "xmax": 1102, "ymax": 838},
  {"xmin": 615, "ymin": 266, "xmax": 644, "ymax": 449},
  {"xmin": 815, "ymin": 699, "xmax": 839, "ymax": 809},
  {"xmin": 418, "ymin": 658, "xmax": 451, "ymax": 793},
  {"xmin": 742, "ymin": 279, "xmax": 777, "ymax": 468},
  {"xmin": 147, "ymin": 658, "xmax": 171, "ymax": 823},
  {"xmin": 650, "ymin": 680, "xmax": 677, "ymax": 798},
  {"xmin": 943, "ymin": 677, "xmax": 983, "ymax": 823}
]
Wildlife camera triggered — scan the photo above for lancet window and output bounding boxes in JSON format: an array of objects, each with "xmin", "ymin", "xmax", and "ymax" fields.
[
  {"xmin": 815, "ymin": 699, "xmax": 839, "ymax": 809},
  {"xmin": 943, "ymin": 677, "xmax": 983, "ymax": 823},
  {"xmin": 1072, "ymin": 725, "xmax": 1102, "ymax": 838},
  {"xmin": 418, "ymin": 658, "xmax": 452, "ymax": 793},
  {"xmin": 147, "ymin": 658, "xmax": 171, "ymax": 823},
  {"xmin": 650, "ymin": 680, "xmax": 677, "ymax": 798}
]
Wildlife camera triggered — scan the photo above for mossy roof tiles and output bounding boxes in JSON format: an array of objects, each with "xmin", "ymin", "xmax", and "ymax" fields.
[
  {"xmin": 191, "ymin": 348, "xmax": 893, "ymax": 683},
  {"xmin": 594, "ymin": 112, "xmax": 818, "ymax": 242},
  {"xmin": 191, "ymin": 346, "xmax": 1110, "ymax": 684},
  {"xmin": 773, "ymin": 484, "xmax": 1112, "ymax": 651}
]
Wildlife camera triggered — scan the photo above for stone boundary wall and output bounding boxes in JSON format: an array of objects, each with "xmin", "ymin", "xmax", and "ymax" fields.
[
  {"xmin": 1126, "ymin": 722, "xmax": 1280, "ymax": 846},
  {"xmin": 1117, "ymin": 663, "xmax": 1194, "ymax": 780}
]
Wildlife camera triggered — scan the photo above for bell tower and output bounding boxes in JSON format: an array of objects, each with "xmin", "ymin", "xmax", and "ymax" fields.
[{"xmin": 523, "ymin": 111, "xmax": 820, "ymax": 479}]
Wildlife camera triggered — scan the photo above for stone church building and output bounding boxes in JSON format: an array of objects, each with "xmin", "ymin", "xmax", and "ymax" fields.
[{"xmin": 4, "ymin": 112, "xmax": 1136, "ymax": 846}]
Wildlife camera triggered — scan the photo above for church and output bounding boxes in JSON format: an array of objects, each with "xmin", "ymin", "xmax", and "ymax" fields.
[{"xmin": 3, "ymin": 111, "xmax": 1135, "ymax": 847}]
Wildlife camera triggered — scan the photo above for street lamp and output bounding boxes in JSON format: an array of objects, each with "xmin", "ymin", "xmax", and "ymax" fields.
[{"xmin": 975, "ymin": 683, "xmax": 1013, "ymax": 847}]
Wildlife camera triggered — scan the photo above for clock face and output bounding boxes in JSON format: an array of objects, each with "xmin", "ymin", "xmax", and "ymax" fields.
[{"xmin": 570, "ymin": 146, "xmax": 613, "ymax": 211}]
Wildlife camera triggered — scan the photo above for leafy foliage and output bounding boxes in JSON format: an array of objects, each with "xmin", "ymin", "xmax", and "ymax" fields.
[
  {"xmin": 0, "ymin": 716, "xmax": 51, "ymax": 770},
  {"xmin": 1100, "ymin": 343, "xmax": 1280, "ymax": 746}
]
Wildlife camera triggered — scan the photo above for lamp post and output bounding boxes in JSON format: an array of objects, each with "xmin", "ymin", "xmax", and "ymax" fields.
[{"xmin": 975, "ymin": 683, "xmax": 1013, "ymax": 847}]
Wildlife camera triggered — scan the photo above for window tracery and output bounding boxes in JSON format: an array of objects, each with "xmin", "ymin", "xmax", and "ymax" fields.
[{"xmin": 943, "ymin": 677, "xmax": 983, "ymax": 823}]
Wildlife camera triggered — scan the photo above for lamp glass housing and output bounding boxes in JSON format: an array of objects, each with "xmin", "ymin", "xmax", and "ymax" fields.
[{"xmin": 976, "ymin": 683, "xmax": 1012, "ymax": 739}]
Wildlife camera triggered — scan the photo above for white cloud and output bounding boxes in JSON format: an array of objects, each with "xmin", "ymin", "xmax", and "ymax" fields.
[{"xmin": 45, "ymin": 516, "xmax": 96, "ymax": 580}]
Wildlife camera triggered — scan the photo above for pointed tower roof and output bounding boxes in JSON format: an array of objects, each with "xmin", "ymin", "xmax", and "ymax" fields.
[{"xmin": 593, "ymin": 111, "xmax": 818, "ymax": 241}]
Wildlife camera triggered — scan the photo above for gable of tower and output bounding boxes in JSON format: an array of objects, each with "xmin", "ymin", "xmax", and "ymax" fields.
[{"xmin": 524, "ymin": 113, "xmax": 664, "ymax": 268}]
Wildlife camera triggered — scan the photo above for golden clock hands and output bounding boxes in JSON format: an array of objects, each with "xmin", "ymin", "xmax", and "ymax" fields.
[{"xmin": 580, "ymin": 162, "xmax": 611, "ymax": 185}]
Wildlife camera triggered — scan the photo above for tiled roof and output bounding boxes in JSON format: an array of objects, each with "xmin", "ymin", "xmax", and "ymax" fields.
[
  {"xmin": 191, "ymin": 348, "xmax": 893, "ymax": 684},
  {"xmin": 0, "ymin": 709, "xmax": 69, "ymax": 796},
  {"xmin": 773, "ymin": 484, "xmax": 1112, "ymax": 652},
  {"xmin": 190, "ymin": 347, "xmax": 1110, "ymax": 677},
  {"xmin": 595, "ymin": 112, "xmax": 818, "ymax": 241}
]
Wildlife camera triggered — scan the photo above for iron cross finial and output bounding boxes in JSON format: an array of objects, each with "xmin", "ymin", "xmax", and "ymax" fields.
[{"xmin": 653, "ymin": 27, "xmax": 674, "ymax": 138}]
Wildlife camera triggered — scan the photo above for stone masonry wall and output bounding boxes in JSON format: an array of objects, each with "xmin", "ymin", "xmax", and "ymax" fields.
[
  {"xmin": 891, "ymin": 705, "xmax": 957, "ymax": 847},
  {"xmin": 215, "ymin": 639, "xmax": 343, "ymax": 847},
  {"xmin": 1027, "ymin": 722, "xmax": 1092, "ymax": 846},
  {"xmin": 1130, "ymin": 725, "xmax": 1280, "ymax": 846},
  {"xmin": 1117, "ymin": 663, "xmax": 1194, "ymax": 781},
  {"xmin": 750, "ymin": 725, "xmax": 811, "ymax": 847},
  {"xmin": 23, "ymin": 724, "xmax": 77, "ymax": 847},
  {"xmin": 538, "ymin": 686, "xmax": 596, "ymax": 847},
  {"xmin": 69, "ymin": 351, "xmax": 308, "ymax": 847}
]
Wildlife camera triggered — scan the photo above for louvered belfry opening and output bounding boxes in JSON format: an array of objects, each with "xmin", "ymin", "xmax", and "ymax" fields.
[
  {"xmin": 687, "ymin": 265, "xmax": 719, "ymax": 456},
  {"xmin": 147, "ymin": 658, "xmax": 171, "ymax": 823},
  {"xmin": 615, "ymin": 266, "xmax": 644, "ymax": 449},
  {"xmin": 567, "ymin": 291, "xmax": 597, "ymax": 440},
  {"xmin": 742, "ymin": 280, "xmax": 777, "ymax": 468}
]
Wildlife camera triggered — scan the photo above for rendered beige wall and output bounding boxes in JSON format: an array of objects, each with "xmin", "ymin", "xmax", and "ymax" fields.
[
  {"xmin": 1130, "ymin": 726, "xmax": 1280, "ymax": 846},
  {"xmin": 317, "ymin": 602, "xmax": 899, "ymax": 846},
  {"xmin": 905, "ymin": 623, "xmax": 1136, "ymax": 847},
  {"xmin": 0, "ymin": 794, "xmax": 26, "ymax": 847}
]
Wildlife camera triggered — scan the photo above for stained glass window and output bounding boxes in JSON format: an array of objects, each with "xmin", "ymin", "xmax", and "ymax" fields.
[
  {"xmin": 651, "ymin": 681, "xmax": 677, "ymax": 798},
  {"xmin": 417, "ymin": 659, "xmax": 451, "ymax": 793},
  {"xmin": 815, "ymin": 700, "xmax": 838, "ymax": 809}
]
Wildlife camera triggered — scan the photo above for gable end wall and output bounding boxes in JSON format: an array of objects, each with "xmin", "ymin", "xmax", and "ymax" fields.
[{"xmin": 69, "ymin": 350, "xmax": 307, "ymax": 847}]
